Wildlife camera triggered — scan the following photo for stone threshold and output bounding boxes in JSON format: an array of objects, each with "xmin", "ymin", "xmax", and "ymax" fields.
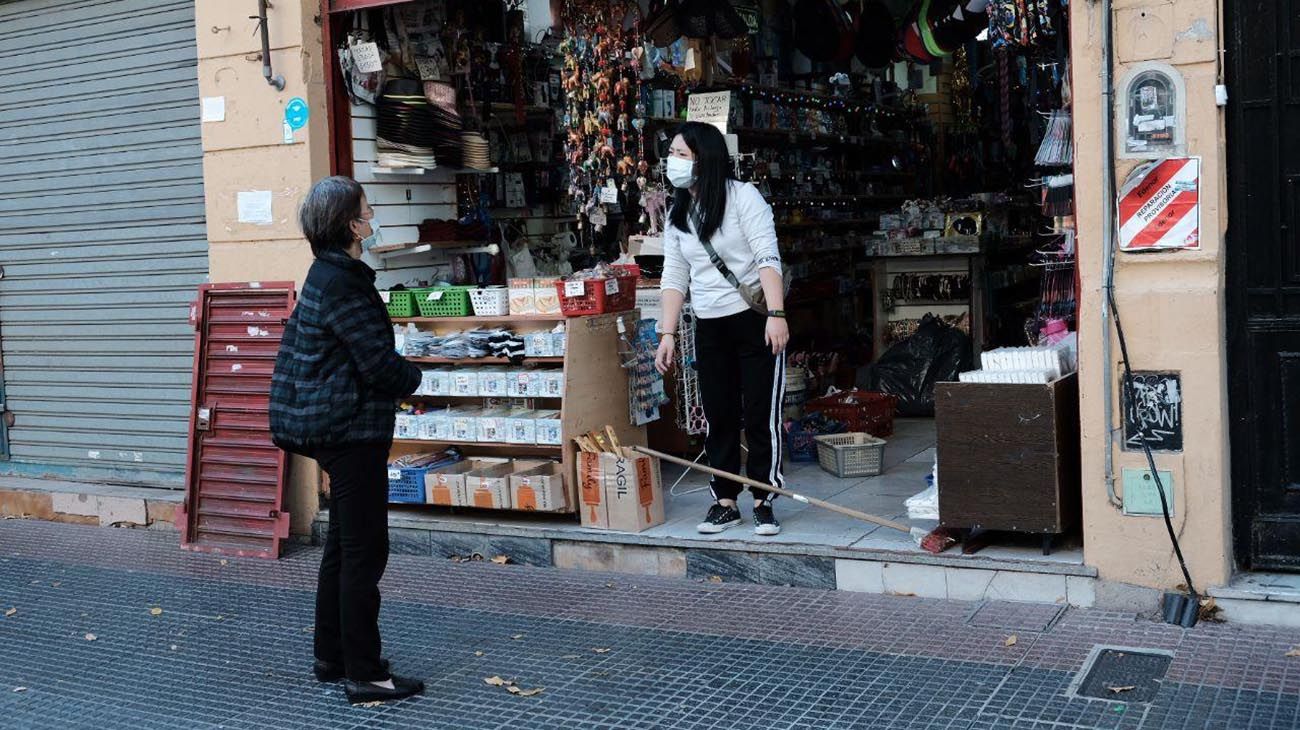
[
  {"xmin": 0, "ymin": 476, "xmax": 180, "ymax": 529},
  {"xmin": 315, "ymin": 509, "xmax": 1100, "ymax": 608},
  {"xmin": 1207, "ymin": 572, "xmax": 1300, "ymax": 628}
]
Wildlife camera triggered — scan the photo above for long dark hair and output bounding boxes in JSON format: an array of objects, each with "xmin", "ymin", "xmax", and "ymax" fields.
[{"xmin": 668, "ymin": 121, "xmax": 734, "ymax": 243}]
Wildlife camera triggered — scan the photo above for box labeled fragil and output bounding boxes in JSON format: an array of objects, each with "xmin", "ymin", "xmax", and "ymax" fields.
[
  {"xmin": 578, "ymin": 453, "xmax": 664, "ymax": 532},
  {"xmin": 510, "ymin": 462, "xmax": 567, "ymax": 512}
]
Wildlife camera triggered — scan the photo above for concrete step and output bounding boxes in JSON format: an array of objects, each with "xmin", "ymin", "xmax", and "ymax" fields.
[{"xmin": 0, "ymin": 476, "xmax": 180, "ymax": 529}]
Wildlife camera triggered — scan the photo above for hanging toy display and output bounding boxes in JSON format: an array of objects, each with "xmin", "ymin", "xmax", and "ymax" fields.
[
  {"xmin": 988, "ymin": 0, "xmax": 1059, "ymax": 48},
  {"xmin": 559, "ymin": 1, "xmax": 648, "ymax": 239},
  {"xmin": 897, "ymin": 0, "xmax": 991, "ymax": 63}
]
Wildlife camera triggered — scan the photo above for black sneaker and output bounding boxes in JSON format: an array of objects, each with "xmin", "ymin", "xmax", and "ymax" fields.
[
  {"xmin": 753, "ymin": 504, "xmax": 781, "ymax": 536},
  {"xmin": 696, "ymin": 503, "xmax": 743, "ymax": 534}
]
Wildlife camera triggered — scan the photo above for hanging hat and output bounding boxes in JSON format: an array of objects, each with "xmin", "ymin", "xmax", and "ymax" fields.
[
  {"xmin": 792, "ymin": 0, "xmax": 854, "ymax": 63},
  {"xmin": 855, "ymin": 0, "xmax": 897, "ymax": 68}
]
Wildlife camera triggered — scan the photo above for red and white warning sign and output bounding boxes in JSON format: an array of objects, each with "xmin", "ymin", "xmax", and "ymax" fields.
[{"xmin": 1118, "ymin": 157, "xmax": 1201, "ymax": 252}]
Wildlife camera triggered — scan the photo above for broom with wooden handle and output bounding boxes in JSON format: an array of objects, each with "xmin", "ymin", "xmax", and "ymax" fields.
[{"xmin": 630, "ymin": 445, "xmax": 916, "ymax": 535}]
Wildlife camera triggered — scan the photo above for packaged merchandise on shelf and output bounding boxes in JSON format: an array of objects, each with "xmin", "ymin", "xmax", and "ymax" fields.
[
  {"xmin": 539, "ymin": 370, "xmax": 565, "ymax": 398},
  {"xmin": 506, "ymin": 409, "xmax": 538, "ymax": 444},
  {"xmin": 451, "ymin": 369, "xmax": 479, "ymax": 397},
  {"xmin": 556, "ymin": 264, "xmax": 639, "ymax": 317},
  {"xmin": 451, "ymin": 406, "xmax": 483, "ymax": 442},
  {"xmin": 508, "ymin": 369, "xmax": 538, "ymax": 398},
  {"xmin": 476, "ymin": 409, "xmax": 509, "ymax": 443},
  {"xmin": 477, "ymin": 367, "xmax": 509, "ymax": 398},
  {"xmin": 534, "ymin": 278, "xmax": 561, "ymax": 315},
  {"xmin": 535, "ymin": 410, "xmax": 562, "ymax": 445},
  {"xmin": 509, "ymin": 278, "xmax": 536, "ymax": 314}
]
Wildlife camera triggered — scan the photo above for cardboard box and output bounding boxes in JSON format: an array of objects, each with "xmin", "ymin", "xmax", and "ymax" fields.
[
  {"xmin": 424, "ymin": 459, "xmax": 506, "ymax": 506},
  {"xmin": 466, "ymin": 463, "xmax": 517, "ymax": 509},
  {"xmin": 578, "ymin": 453, "xmax": 665, "ymax": 532},
  {"xmin": 510, "ymin": 462, "xmax": 567, "ymax": 512}
]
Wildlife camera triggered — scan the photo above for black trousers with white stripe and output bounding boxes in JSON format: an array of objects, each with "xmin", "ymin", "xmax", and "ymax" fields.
[{"xmin": 694, "ymin": 309, "xmax": 786, "ymax": 504}]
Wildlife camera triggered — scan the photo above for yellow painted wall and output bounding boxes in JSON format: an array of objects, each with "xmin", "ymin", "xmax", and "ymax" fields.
[
  {"xmin": 196, "ymin": 0, "xmax": 328, "ymax": 534},
  {"xmin": 1071, "ymin": 0, "xmax": 1233, "ymax": 590}
]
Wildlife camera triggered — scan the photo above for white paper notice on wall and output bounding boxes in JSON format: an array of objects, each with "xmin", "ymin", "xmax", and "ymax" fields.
[
  {"xmin": 236, "ymin": 190, "xmax": 274, "ymax": 226},
  {"xmin": 201, "ymin": 96, "xmax": 226, "ymax": 123},
  {"xmin": 687, "ymin": 90, "xmax": 731, "ymax": 134},
  {"xmin": 351, "ymin": 41, "xmax": 383, "ymax": 74},
  {"xmin": 600, "ymin": 185, "xmax": 619, "ymax": 204}
]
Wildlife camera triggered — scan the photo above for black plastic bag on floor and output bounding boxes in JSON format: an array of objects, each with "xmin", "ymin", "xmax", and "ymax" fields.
[{"xmin": 860, "ymin": 315, "xmax": 973, "ymax": 417}]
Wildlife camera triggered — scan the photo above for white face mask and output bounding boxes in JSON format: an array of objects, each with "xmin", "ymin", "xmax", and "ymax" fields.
[
  {"xmin": 357, "ymin": 217, "xmax": 381, "ymax": 250},
  {"xmin": 666, "ymin": 156, "xmax": 697, "ymax": 189}
]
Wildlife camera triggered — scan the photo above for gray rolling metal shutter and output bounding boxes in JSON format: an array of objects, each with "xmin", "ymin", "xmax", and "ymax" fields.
[{"xmin": 0, "ymin": 0, "xmax": 207, "ymax": 487}]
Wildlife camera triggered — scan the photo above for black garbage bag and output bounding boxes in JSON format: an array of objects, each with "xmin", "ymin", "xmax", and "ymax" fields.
[{"xmin": 862, "ymin": 315, "xmax": 973, "ymax": 417}]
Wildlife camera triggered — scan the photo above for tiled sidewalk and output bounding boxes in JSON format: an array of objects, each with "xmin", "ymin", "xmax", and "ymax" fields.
[{"xmin": 0, "ymin": 520, "xmax": 1296, "ymax": 729}]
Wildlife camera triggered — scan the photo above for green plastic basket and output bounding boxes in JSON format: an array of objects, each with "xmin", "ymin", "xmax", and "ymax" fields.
[
  {"xmin": 383, "ymin": 290, "xmax": 416, "ymax": 318},
  {"xmin": 415, "ymin": 286, "xmax": 472, "ymax": 317}
]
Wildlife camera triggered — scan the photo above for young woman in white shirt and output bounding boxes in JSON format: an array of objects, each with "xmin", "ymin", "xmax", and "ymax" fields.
[{"xmin": 654, "ymin": 121, "xmax": 790, "ymax": 536}]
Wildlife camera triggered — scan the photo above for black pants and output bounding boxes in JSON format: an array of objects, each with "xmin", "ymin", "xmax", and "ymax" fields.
[
  {"xmin": 313, "ymin": 442, "xmax": 391, "ymax": 682},
  {"xmin": 695, "ymin": 310, "xmax": 786, "ymax": 503}
]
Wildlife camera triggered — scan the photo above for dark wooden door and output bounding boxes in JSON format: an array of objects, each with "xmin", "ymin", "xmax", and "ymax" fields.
[{"xmin": 1227, "ymin": 0, "xmax": 1300, "ymax": 570}]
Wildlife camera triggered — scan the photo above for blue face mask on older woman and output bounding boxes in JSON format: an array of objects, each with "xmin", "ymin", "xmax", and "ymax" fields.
[{"xmin": 357, "ymin": 217, "xmax": 382, "ymax": 250}]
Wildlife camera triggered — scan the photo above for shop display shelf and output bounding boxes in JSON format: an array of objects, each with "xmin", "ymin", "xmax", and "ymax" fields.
[
  {"xmin": 393, "ymin": 439, "xmax": 562, "ymax": 452},
  {"xmin": 392, "ymin": 315, "xmax": 565, "ymax": 324},
  {"xmin": 407, "ymin": 356, "xmax": 564, "ymax": 365}
]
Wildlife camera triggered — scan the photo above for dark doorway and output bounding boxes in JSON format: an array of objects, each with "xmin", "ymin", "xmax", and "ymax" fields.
[{"xmin": 1226, "ymin": 0, "xmax": 1300, "ymax": 571}]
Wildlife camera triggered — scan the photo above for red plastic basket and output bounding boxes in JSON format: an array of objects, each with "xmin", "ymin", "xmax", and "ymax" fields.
[
  {"xmin": 803, "ymin": 390, "xmax": 897, "ymax": 438},
  {"xmin": 555, "ymin": 267, "xmax": 639, "ymax": 317}
]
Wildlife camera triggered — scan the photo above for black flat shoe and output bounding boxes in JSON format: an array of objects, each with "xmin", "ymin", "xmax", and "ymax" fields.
[
  {"xmin": 313, "ymin": 657, "xmax": 391, "ymax": 682},
  {"xmin": 344, "ymin": 674, "xmax": 425, "ymax": 705}
]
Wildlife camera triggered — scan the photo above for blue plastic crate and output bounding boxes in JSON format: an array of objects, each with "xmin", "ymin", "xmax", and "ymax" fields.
[{"xmin": 387, "ymin": 465, "xmax": 432, "ymax": 504}]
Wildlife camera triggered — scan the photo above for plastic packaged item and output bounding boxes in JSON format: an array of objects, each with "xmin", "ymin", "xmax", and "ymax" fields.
[
  {"xmin": 535, "ymin": 410, "xmax": 563, "ymax": 445},
  {"xmin": 451, "ymin": 368, "xmax": 479, "ymax": 397},
  {"xmin": 524, "ymin": 331, "xmax": 554, "ymax": 357},
  {"xmin": 540, "ymin": 370, "xmax": 565, "ymax": 398},
  {"xmin": 506, "ymin": 409, "xmax": 537, "ymax": 444},
  {"xmin": 421, "ymin": 408, "xmax": 453, "ymax": 441},
  {"xmin": 451, "ymin": 407, "xmax": 482, "ymax": 442},
  {"xmin": 476, "ymin": 409, "xmax": 509, "ymax": 443},
  {"xmin": 551, "ymin": 323, "xmax": 567, "ymax": 356},
  {"xmin": 478, "ymin": 367, "xmax": 509, "ymax": 398},
  {"xmin": 394, "ymin": 412, "xmax": 421, "ymax": 440},
  {"xmin": 509, "ymin": 278, "xmax": 537, "ymax": 315},
  {"xmin": 508, "ymin": 370, "xmax": 537, "ymax": 398}
]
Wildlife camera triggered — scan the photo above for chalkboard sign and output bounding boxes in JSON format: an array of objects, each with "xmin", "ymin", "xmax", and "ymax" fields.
[{"xmin": 1122, "ymin": 371, "xmax": 1182, "ymax": 452}]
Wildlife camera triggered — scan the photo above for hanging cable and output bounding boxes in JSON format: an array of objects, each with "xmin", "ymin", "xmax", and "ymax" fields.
[{"xmin": 1106, "ymin": 284, "xmax": 1198, "ymax": 605}]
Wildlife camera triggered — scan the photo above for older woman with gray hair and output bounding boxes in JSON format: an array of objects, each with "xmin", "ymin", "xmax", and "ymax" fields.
[{"xmin": 270, "ymin": 176, "xmax": 424, "ymax": 705}]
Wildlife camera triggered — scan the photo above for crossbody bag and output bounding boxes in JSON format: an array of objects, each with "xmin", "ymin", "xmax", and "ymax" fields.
[{"xmin": 693, "ymin": 210, "xmax": 791, "ymax": 315}]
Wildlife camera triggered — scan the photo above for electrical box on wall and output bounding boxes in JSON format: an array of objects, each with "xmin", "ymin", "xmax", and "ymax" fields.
[
  {"xmin": 1122, "ymin": 468, "xmax": 1175, "ymax": 516},
  {"xmin": 1118, "ymin": 63, "xmax": 1187, "ymax": 159}
]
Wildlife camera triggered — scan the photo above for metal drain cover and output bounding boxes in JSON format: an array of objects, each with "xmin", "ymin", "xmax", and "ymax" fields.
[{"xmin": 1074, "ymin": 648, "xmax": 1172, "ymax": 703}]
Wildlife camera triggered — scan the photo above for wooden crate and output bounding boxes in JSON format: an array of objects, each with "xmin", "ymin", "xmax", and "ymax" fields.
[{"xmin": 934, "ymin": 373, "xmax": 1081, "ymax": 535}]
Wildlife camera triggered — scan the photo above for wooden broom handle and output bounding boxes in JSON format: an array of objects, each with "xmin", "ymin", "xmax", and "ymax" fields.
[{"xmin": 631, "ymin": 446, "xmax": 912, "ymax": 534}]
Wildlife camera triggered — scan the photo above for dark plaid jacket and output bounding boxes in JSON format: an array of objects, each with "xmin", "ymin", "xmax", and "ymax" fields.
[{"xmin": 270, "ymin": 250, "xmax": 421, "ymax": 453}]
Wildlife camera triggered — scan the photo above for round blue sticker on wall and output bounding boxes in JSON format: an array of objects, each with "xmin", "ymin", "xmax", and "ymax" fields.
[{"xmin": 284, "ymin": 98, "xmax": 309, "ymax": 130}]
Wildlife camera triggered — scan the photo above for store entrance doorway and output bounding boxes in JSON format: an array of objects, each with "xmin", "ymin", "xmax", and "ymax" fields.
[{"xmin": 1226, "ymin": 0, "xmax": 1300, "ymax": 571}]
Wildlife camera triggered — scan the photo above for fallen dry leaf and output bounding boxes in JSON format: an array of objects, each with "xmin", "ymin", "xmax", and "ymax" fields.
[
  {"xmin": 304, "ymin": 626, "xmax": 315, "ymax": 633},
  {"xmin": 1285, "ymin": 647, "xmax": 1300, "ymax": 658},
  {"xmin": 170, "ymin": 645, "xmax": 178, "ymax": 651},
  {"xmin": 511, "ymin": 633, "xmax": 526, "ymax": 640},
  {"xmin": 1004, "ymin": 635, "xmax": 1018, "ymax": 647},
  {"xmin": 507, "ymin": 685, "xmax": 545, "ymax": 697},
  {"xmin": 474, "ymin": 651, "xmax": 484, "ymax": 657},
  {"xmin": 219, "ymin": 559, "xmax": 228, "ymax": 566},
  {"xmin": 605, "ymin": 583, "xmax": 614, "ymax": 589},
  {"xmin": 84, "ymin": 634, "xmax": 97, "ymax": 642},
  {"xmin": 484, "ymin": 676, "xmax": 508, "ymax": 687},
  {"xmin": 4, "ymin": 608, "xmax": 15, "ymax": 618},
  {"xmin": 592, "ymin": 648, "xmax": 611, "ymax": 654},
  {"xmin": 13, "ymin": 687, "xmax": 26, "ymax": 693},
  {"xmin": 149, "ymin": 608, "xmax": 163, "ymax": 617},
  {"xmin": 707, "ymin": 575, "xmax": 723, "ymax": 583},
  {"xmin": 490, "ymin": 555, "xmax": 510, "ymax": 565},
  {"xmin": 51, "ymin": 582, "xmax": 61, "ymax": 588},
  {"xmin": 1107, "ymin": 685, "xmax": 1137, "ymax": 694},
  {"xmin": 358, "ymin": 701, "xmax": 384, "ymax": 708}
]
